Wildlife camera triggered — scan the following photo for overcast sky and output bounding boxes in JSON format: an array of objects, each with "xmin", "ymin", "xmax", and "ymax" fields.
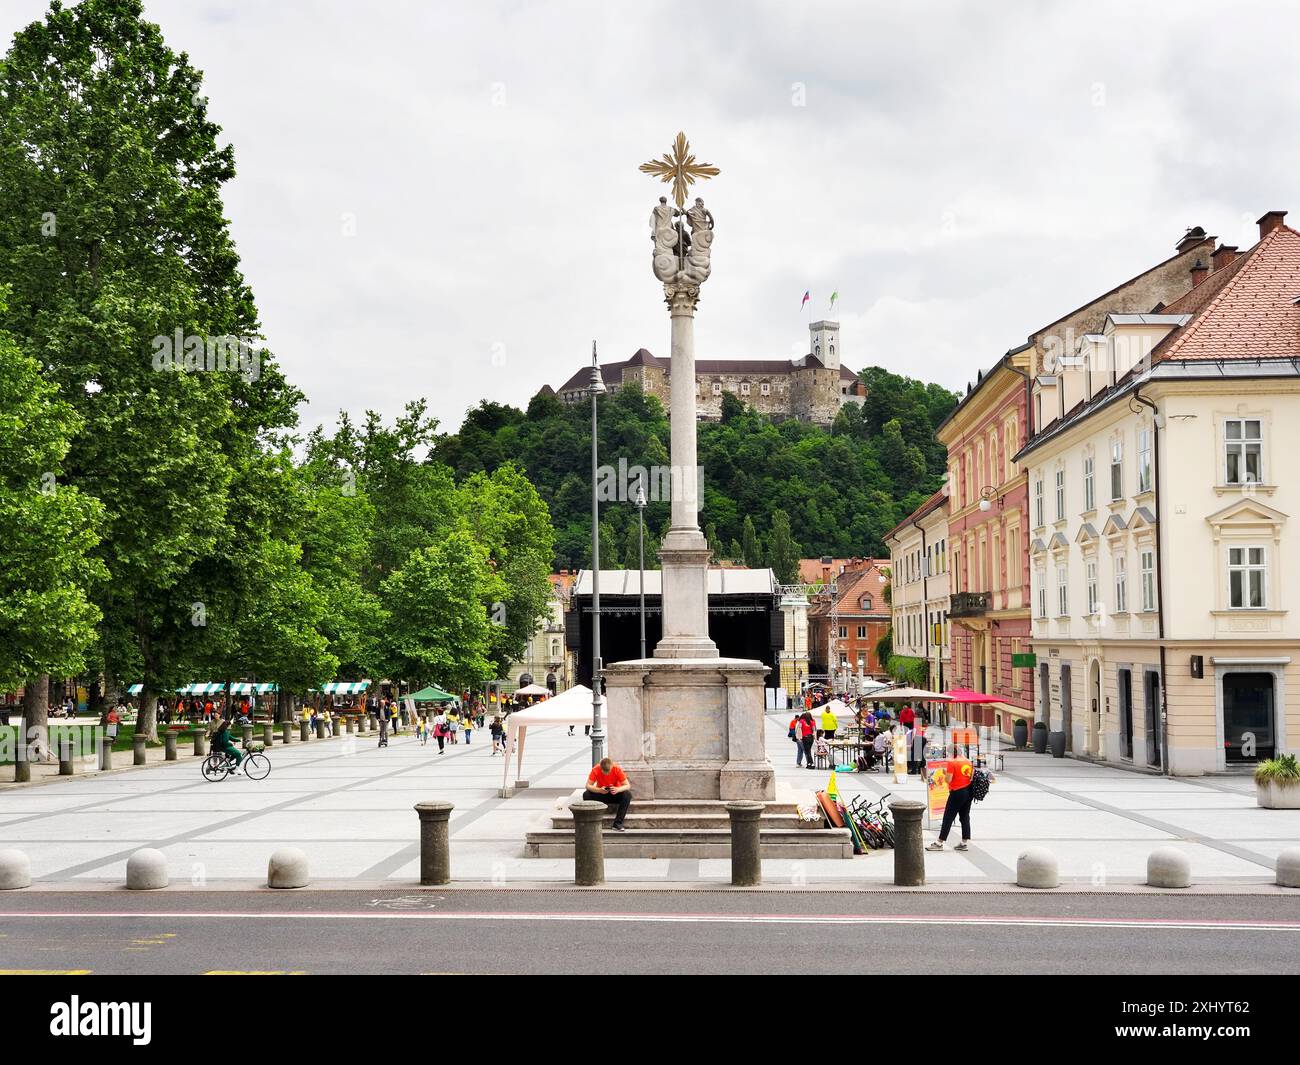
[{"xmin": 6, "ymin": 0, "xmax": 1299, "ymax": 435}]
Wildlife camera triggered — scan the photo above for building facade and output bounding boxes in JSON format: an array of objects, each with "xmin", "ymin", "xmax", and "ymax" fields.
[
  {"xmin": 551, "ymin": 321, "xmax": 866, "ymax": 425},
  {"xmin": 504, "ymin": 573, "xmax": 576, "ymax": 694},
  {"xmin": 807, "ymin": 558, "xmax": 892, "ymax": 689},
  {"xmin": 884, "ymin": 489, "xmax": 951, "ymax": 692},
  {"xmin": 1018, "ymin": 211, "xmax": 1300, "ymax": 775}
]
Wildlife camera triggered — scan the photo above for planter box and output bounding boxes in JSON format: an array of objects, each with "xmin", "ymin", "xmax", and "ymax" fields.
[{"xmin": 1257, "ymin": 780, "xmax": 1300, "ymax": 809}]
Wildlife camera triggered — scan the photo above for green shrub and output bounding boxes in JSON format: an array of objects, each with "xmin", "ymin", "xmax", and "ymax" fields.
[{"xmin": 1254, "ymin": 753, "xmax": 1300, "ymax": 786}]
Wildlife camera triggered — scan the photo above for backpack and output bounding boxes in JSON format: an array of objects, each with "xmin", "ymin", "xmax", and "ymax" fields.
[{"xmin": 970, "ymin": 767, "xmax": 992, "ymax": 801}]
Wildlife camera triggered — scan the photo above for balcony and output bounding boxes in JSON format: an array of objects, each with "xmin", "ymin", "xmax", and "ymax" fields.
[{"xmin": 949, "ymin": 591, "xmax": 990, "ymax": 619}]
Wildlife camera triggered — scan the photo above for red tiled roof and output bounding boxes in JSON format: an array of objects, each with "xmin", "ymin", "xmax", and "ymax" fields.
[{"xmin": 1155, "ymin": 225, "xmax": 1300, "ymax": 361}]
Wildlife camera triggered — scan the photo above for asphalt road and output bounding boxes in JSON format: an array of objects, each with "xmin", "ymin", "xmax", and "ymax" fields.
[{"xmin": 2, "ymin": 889, "xmax": 1297, "ymax": 974}]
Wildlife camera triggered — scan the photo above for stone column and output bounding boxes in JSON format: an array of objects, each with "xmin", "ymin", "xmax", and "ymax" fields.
[
  {"xmin": 192, "ymin": 730, "xmax": 207, "ymax": 756},
  {"xmin": 164, "ymin": 732, "xmax": 178, "ymax": 761},
  {"xmin": 58, "ymin": 737, "xmax": 75, "ymax": 776},
  {"xmin": 414, "ymin": 802, "xmax": 454, "ymax": 885},
  {"xmin": 98, "ymin": 735, "xmax": 113, "ymax": 771},
  {"xmin": 299, "ymin": 721, "xmax": 310, "ymax": 742},
  {"xmin": 279, "ymin": 721, "xmax": 292, "ymax": 745},
  {"xmin": 890, "ymin": 798, "xmax": 925, "ymax": 886},
  {"xmin": 241, "ymin": 725, "xmax": 254, "ymax": 747},
  {"xmin": 133, "ymin": 733, "xmax": 148, "ymax": 766},
  {"xmin": 315, "ymin": 721, "xmax": 326, "ymax": 740},
  {"xmin": 262, "ymin": 723, "xmax": 274, "ymax": 746},
  {"xmin": 13, "ymin": 735, "xmax": 30, "ymax": 783},
  {"xmin": 570, "ymin": 801, "xmax": 607, "ymax": 886},
  {"xmin": 655, "ymin": 282, "xmax": 717, "ymax": 659},
  {"xmin": 725, "ymin": 801, "xmax": 763, "ymax": 886}
]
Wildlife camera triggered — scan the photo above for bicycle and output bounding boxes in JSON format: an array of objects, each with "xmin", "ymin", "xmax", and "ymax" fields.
[
  {"xmin": 201, "ymin": 742, "xmax": 271, "ymax": 782},
  {"xmin": 848, "ymin": 792, "xmax": 895, "ymax": 849}
]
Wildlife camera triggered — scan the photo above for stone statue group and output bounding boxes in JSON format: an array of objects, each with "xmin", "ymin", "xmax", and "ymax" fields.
[{"xmin": 650, "ymin": 196, "xmax": 714, "ymax": 286}]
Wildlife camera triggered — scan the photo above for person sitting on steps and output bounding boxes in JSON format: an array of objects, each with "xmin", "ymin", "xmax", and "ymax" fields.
[{"xmin": 582, "ymin": 757, "xmax": 632, "ymax": 831}]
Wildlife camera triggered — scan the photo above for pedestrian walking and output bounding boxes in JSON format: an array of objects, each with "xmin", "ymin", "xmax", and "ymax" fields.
[
  {"xmin": 433, "ymin": 711, "xmax": 448, "ymax": 754},
  {"xmin": 490, "ymin": 715, "xmax": 504, "ymax": 755},
  {"xmin": 798, "ymin": 711, "xmax": 816, "ymax": 770},
  {"xmin": 927, "ymin": 754, "xmax": 975, "ymax": 851}
]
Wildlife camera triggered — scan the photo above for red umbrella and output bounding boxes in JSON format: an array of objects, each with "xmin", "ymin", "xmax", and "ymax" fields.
[{"xmin": 942, "ymin": 688, "xmax": 998, "ymax": 703}]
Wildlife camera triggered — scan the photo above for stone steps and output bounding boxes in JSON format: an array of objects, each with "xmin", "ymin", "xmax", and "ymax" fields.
[
  {"xmin": 547, "ymin": 811, "xmax": 821, "ymax": 831},
  {"xmin": 524, "ymin": 826, "xmax": 855, "ymax": 860}
]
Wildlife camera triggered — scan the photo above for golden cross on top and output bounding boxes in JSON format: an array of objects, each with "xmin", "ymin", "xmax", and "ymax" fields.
[{"xmin": 639, "ymin": 131, "xmax": 720, "ymax": 208}]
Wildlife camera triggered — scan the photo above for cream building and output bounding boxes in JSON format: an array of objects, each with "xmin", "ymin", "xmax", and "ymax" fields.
[
  {"xmin": 884, "ymin": 489, "xmax": 951, "ymax": 691},
  {"xmin": 1017, "ymin": 211, "xmax": 1300, "ymax": 774}
]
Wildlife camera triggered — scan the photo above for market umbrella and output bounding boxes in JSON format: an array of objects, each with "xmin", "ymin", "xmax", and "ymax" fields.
[
  {"xmin": 870, "ymin": 686, "xmax": 950, "ymax": 701},
  {"xmin": 941, "ymin": 688, "xmax": 999, "ymax": 725},
  {"xmin": 409, "ymin": 685, "xmax": 456, "ymax": 703}
]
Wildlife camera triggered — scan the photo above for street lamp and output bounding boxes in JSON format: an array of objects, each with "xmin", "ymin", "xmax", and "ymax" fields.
[
  {"xmin": 634, "ymin": 475, "xmax": 647, "ymax": 659},
  {"xmin": 588, "ymin": 341, "xmax": 607, "ymax": 765},
  {"xmin": 977, "ymin": 486, "xmax": 1000, "ymax": 512}
]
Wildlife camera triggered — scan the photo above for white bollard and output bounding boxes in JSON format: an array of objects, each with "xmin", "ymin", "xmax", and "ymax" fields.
[
  {"xmin": 0, "ymin": 849, "xmax": 32, "ymax": 890},
  {"xmin": 1017, "ymin": 847, "xmax": 1059, "ymax": 889},
  {"xmin": 267, "ymin": 847, "xmax": 309, "ymax": 889},
  {"xmin": 126, "ymin": 848, "xmax": 169, "ymax": 890},
  {"xmin": 1276, "ymin": 848, "xmax": 1300, "ymax": 888},
  {"xmin": 1147, "ymin": 846, "xmax": 1191, "ymax": 889}
]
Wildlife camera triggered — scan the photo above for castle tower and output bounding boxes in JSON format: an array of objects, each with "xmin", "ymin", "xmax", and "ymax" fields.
[{"xmin": 809, "ymin": 320, "xmax": 840, "ymax": 371}]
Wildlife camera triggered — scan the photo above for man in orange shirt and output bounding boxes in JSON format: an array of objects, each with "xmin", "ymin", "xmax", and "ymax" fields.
[
  {"xmin": 583, "ymin": 757, "xmax": 632, "ymax": 831},
  {"xmin": 927, "ymin": 754, "xmax": 975, "ymax": 851}
]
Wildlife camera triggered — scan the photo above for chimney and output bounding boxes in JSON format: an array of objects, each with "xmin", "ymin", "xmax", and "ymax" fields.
[
  {"xmin": 1175, "ymin": 226, "xmax": 1208, "ymax": 254},
  {"xmin": 1189, "ymin": 258, "xmax": 1208, "ymax": 287},
  {"xmin": 1257, "ymin": 210, "xmax": 1287, "ymax": 239},
  {"xmin": 1211, "ymin": 245, "xmax": 1238, "ymax": 270}
]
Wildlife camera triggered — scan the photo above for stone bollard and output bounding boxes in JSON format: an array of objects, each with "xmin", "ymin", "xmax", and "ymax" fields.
[
  {"xmin": 1276, "ymin": 848, "xmax": 1300, "ymax": 888},
  {"xmin": 1017, "ymin": 847, "xmax": 1060, "ymax": 888},
  {"xmin": 99, "ymin": 735, "xmax": 113, "ymax": 771},
  {"xmin": 13, "ymin": 736, "xmax": 30, "ymax": 783},
  {"xmin": 570, "ymin": 800, "xmax": 607, "ymax": 886},
  {"xmin": 262, "ymin": 723, "xmax": 274, "ymax": 747},
  {"xmin": 348, "ymin": 716, "xmax": 357, "ymax": 734},
  {"xmin": 126, "ymin": 848, "xmax": 168, "ymax": 890},
  {"xmin": 300, "ymin": 721, "xmax": 310, "ymax": 742},
  {"xmin": 164, "ymin": 732, "xmax": 178, "ymax": 761},
  {"xmin": 267, "ymin": 847, "xmax": 309, "ymax": 889},
  {"xmin": 725, "ymin": 801, "xmax": 764, "ymax": 886},
  {"xmin": 280, "ymin": 721, "xmax": 292, "ymax": 745},
  {"xmin": 241, "ymin": 725, "xmax": 254, "ymax": 747},
  {"xmin": 133, "ymin": 733, "xmax": 148, "ymax": 766},
  {"xmin": 192, "ymin": 730, "xmax": 207, "ymax": 756},
  {"xmin": 890, "ymin": 799, "xmax": 926, "ymax": 886},
  {"xmin": 1147, "ymin": 847, "xmax": 1191, "ymax": 888},
  {"xmin": 415, "ymin": 802, "xmax": 455, "ymax": 886},
  {"xmin": 59, "ymin": 737, "xmax": 75, "ymax": 776},
  {"xmin": 315, "ymin": 721, "xmax": 326, "ymax": 740},
  {"xmin": 0, "ymin": 850, "xmax": 32, "ymax": 890}
]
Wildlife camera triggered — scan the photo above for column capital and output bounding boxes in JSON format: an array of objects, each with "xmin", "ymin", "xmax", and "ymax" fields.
[{"xmin": 663, "ymin": 282, "xmax": 700, "ymax": 314}]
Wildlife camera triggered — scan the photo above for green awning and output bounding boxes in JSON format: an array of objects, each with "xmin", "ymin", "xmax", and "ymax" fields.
[
  {"xmin": 319, "ymin": 680, "xmax": 372, "ymax": 695},
  {"xmin": 409, "ymin": 686, "xmax": 456, "ymax": 703},
  {"xmin": 230, "ymin": 683, "xmax": 278, "ymax": 695}
]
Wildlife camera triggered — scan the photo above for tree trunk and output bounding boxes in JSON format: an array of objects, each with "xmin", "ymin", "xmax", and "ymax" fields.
[
  {"xmin": 23, "ymin": 674, "xmax": 51, "ymax": 761},
  {"xmin": 139, "ymin": 689, "xmax": 159, "ymax": 743}
]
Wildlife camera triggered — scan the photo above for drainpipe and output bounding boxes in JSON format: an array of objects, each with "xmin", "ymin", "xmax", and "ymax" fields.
[
  {"xmin": 1006, "ymin": 357, "xmax": 1033, "ymax": 728},
  {"xmin": 1133, "ymin": 391, "xmax": 1170, "ymax": 776}
]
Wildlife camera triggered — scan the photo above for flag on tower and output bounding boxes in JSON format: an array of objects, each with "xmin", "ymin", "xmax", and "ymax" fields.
[
  {"xmin": 800, "ymin": 290, "xmax": 810, "ymax": 311},
  {"xmin": 829, "ymin": 290, "xmax": 839, "ymax": 312}
]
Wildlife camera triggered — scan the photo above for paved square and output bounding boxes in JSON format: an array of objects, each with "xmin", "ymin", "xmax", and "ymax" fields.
[{"xmin": 1, "ymin": 714, "xmax": 1294, "ymax": 886}]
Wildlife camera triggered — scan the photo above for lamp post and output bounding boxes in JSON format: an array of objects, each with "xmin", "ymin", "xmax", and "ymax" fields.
[
  {"xmin": 634, "ymin": 475, "xmax": 647, "ymax": 660},
  {"xmin": 588, "ymin": 342, "xmax": 607, "ymax": 765}
]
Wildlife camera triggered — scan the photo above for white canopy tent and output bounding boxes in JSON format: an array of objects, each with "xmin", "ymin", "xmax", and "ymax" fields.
[
  {"xmin": 500, "ymin": 685, "xmax": 594, "ymax": 796},
  {"xmin": 512, "ymin": 683, "xmax": 550, "ymax": 698}
]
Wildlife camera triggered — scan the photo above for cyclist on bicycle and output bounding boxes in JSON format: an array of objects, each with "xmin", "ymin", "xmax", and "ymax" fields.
[{"xmin": 211, "ymin": 716, "xmax": 243, "ymax": 770}]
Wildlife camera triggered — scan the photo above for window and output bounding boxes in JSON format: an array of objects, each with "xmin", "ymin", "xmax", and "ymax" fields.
[
  {"xmin": 1035, "ymin": 567, "xmax": 1047, "ymax": 619},
  {"xmin": 1034, "ymin": 477, "xmax": 1044, "ymax": 527},
  {"xmin": 1086, "ymin": 560, "xmax": 1098, "ymax": 615},
  {"xmin": 1140, "ymin": 549, "xmax": 1156, "ymax": 612},
  {"xmin": 711, "ymin": 382, "xmax": 722, "ymax": 396},
  {"xmin": 838, "ymin": 626, "xmax": 847, "ymax": 639},
  {"xmin": 1110, "ymin": 439, "xmax": 1124, "ymax": 500},
  {"xmin": 857, "ymin": 625, "xmax": 867, "ymax": 639},
  {"xmin": 860, "ymin": 595, "xmax": 873, "ymax": 610},
  {"xmin": 740, "ymin": 381, "xmax": 750, "ymax": 395},
  {"xmin": 1114, "ymin": 554, "xmax": 1127, "ymax": 613},
  {"xmin": 1083, "ymin": 455, "xmax": 1095, "ymax": 512},
  {"xmin": 1137, "ymin": 427, "xmax": 1152, "ymax": 494},
  {"xmin": 1056, "ymin": 564, "xmax": 1068, "ymax": 617},
  {"xmin": 1224, "ymin": 419, "xmax": 1262, "ymax": 484},
  {"xmin": 760, "ymin": 382, "xmax": 770, "ymax": 396},
  {"xmin": 1228, "ymin": 546, "xmax": 1267, "ymax": 609},
  {"xmin": 1054, "ymin": 469, "xmax": 1065, "ymax": 521}
]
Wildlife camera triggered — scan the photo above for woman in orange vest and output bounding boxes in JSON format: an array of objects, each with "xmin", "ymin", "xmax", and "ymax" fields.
[{"xmin": 927, "ymin": 755, "xmax": 975, "ymax": 851}]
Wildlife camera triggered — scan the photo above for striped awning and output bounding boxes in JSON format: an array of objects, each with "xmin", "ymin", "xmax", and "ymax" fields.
[
  {"xmin": 127, "ymin": 684, "xmax": 143, "ymax": 696},
  {"xmin": 230, "ymin": 683, "xmax": 278, "ymax": 695},
  {"xmin": 319, "ymin": 680, "xmax": 371, "ymax": 695},
  {"xmin": 179, "ymin": 682, "xmax": 227, "ymax": 696}
]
